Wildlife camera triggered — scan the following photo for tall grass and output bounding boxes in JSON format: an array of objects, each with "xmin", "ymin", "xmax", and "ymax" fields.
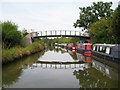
[{"xmin": 2, "ymin": 42, "xmax": 45, "ymax": 64}]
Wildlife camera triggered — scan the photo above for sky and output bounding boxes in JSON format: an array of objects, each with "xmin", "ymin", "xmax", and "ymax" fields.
[{"xmin": 1, "ymin": 0, "xmax": 119, "ymax": 32}]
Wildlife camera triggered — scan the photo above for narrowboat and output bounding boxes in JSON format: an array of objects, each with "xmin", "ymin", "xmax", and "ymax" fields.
[
  {"xmin": 92, "ymin": 44, "xmax": 120, "ymax": 62},
  {"xmin": 77, "ymin": 43, "xmax": 92, "ymax": 56},
  {"xmin": 67, "ymin": 43, "xmax": 77, "ymax": 50}
]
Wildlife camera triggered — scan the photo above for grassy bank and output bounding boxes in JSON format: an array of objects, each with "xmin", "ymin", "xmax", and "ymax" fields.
[{"xmin": 2, "ymin": 42, "xmax": 45, "ymax": 64}]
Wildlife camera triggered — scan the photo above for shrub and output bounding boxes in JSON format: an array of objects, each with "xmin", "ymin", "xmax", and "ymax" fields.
[{"xmin": 2, "ymin": 42, "xmax": 45, "ymax": 64}]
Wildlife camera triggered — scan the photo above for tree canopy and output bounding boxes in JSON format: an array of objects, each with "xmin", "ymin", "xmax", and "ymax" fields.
[
  {"xmin": 73, "ymin": 1, "xmax": 113, "ymax": 29},
  {"xmin": 88, "ymin": 18, "xmax": 114, "ymax": 43},
  {"xmin": 112, "ymin": 6, "xmax": 120, "ymax": 44},
  {"xmin": 1, "ymin": 21, "xmax": 23, "ymax": 48}
]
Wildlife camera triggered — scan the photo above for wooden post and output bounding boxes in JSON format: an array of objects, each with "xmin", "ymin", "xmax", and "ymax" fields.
[{"xmin": 65, "ymin": 31, "xmax": 66, "ymax": 35}]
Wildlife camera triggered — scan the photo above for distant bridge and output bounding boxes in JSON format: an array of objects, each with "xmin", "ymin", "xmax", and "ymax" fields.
[{"xmin": 31, "ymin": 30, "xmax": 90, "ymax": 39}]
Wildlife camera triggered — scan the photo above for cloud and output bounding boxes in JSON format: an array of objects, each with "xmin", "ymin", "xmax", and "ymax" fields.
[
  {"xmin": 1, "ymin": 0, "xmax": 118, "ymax": 32},
  {"xmin": 2, "ymin": 2, "xmax": 81, "ymax": 31}
]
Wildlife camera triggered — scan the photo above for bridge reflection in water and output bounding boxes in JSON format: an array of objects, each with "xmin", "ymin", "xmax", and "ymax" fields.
[
  {"xmin": 30, "ymin": 62, "xmax": 91, "ymax": 70},
  {"xmin": 30, "ymin": 48, "xmax": 92, "ymax": 70},
  {"xmin": 29, "ymin": 47, "xmax": 118, "ymax": 81},
  {"xmin": 2, "ymin": 46, "xmax": 118, "ymax": 88}
]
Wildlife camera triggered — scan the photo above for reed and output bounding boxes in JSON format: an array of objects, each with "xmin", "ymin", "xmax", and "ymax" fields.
[{"xmin": 2, "ymin": 42, "xmax": 45, "ymax": 64}]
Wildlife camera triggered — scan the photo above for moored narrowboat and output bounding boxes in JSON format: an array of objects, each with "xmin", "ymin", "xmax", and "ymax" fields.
[
  {"xmin": 77, "ymin": 43, "xmax": 92, "ymax": 58},
  {"xmin": 92, "ymin": 44, "xmax": 120, "ymax": 62}
]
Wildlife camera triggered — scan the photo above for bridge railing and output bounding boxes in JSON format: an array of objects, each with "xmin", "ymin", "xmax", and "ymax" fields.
[{"xmin": 31, "ymin": 30, "xmax": 89, "ymax": 38}]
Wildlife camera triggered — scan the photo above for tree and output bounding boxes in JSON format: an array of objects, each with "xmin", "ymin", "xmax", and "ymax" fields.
[
  {"xmin": 112, "ymin": 6, "xmax": 120, "ymax": 44},
  {"xmin": 89, "ymin": 18, "xmax": 114, "ymax": 43},
  {"xmin": 74, "ymin": 1, "xmax": 113, "ymax": 29},
  {"xmin": 22, "ymin": 28, "xmax": 28, "ymax": 37},
  {"xmin": 2, "ymin": 21, "xmax": 23, "ymax": 48}
]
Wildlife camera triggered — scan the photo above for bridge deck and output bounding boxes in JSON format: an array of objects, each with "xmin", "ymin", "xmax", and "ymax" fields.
[
  {"xmin": 31, "ymin": 30, "xmax": 90, "ymax": 39},
  {"xmin": 34, "ymin": 35, "xmax": 90, "ymax": 39}
]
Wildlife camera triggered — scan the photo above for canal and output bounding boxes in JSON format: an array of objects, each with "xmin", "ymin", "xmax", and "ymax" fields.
[{"xmin": 2, "ymin": 46, "xmax": 119, "ymax": 88}]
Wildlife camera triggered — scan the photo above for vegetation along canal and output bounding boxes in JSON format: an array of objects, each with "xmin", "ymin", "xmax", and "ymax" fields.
[{"xmin": 2, "ymin": 46, "xmax": 118, "ymax": 88}]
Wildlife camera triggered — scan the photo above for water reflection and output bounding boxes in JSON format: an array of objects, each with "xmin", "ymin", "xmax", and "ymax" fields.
[
  {"xmin": 30, "ymin": 63, "xmax": 90, "ymax": 70},
  {"xmin": 68, "ymin": 50, "xmax": 78, "ymax": 60},
  {"xmin": 73, "ymin": 60, "xmax": 118, "ymax": 88},
  {"xmin": 38, "ymin": 47, "xmax": 79, "ymax": 63},
  {"xmin": 92, "ymin": 60, "xmax": 118, "ymax": 80},
  {"xmin": 2, "ymin": 50, "xmax": 45, "ymax": 87},
  {"xmin": 2, "ymin": 46, "xmax": 118, "ymax": 88},
  {"xmin": 46, "ymin": 46, "xmax": 67, "ymax": 54},
  {"xmin": 68, "ymin": 50, "xmax": 92, "ymax": 63}
]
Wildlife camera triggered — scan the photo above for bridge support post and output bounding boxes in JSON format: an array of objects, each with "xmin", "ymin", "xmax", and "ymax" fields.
[
  {"xmin": 55, "ymin": 31, "xmax": 56, "ymax": 35},
  {"xmin": 60, "ymin": 30, "xmax": 61, "ymax": 35},
  {"xmin": 50, "ymin": 31, "xmax": 52, "ymax": 36},
  {"xmin": 69, "ymin": 64, "xmax": 71, "ymax": 68},
  {"xmin": 45, "ymin": 31, "xmax": 47, "ymax": 36},
  {"xmin": 41, "ymin": 31, "xmax": 42, "ymax": 36},
  {"xmin": 75, "ymin": 31, "xmax": 76, "ymax": 36},
  {"xmin": 79, "ymin": 37, "xmax": 83, "ymax": 44},
  {"xmin": 65, "ymin": 64, "xmax": 66, "ymax": 69},
  {"xmin": 70, "ymin": 31, "xmax": 71, "ymax": 35},
  {"xmin": 79, "ymin": 32, "xmax": 81, "ymax": 36},
  {"xmin": 50, "ymin": 64, "xmax": 52, "ymax": 68}
]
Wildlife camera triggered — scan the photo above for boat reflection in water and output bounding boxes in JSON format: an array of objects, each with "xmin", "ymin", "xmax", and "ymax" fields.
[
  {"xmin": 73, "ymin": 59, "xmax": 118, "ymax": 88},
  {"xmin": 2, "ymin": 46, "xmax": 118, "ymax": 88},
  {"xmin": 68, "ymin": 50, "xmax": 92, "ymax": 63},
  {"xmin": 31, "ymin": 49, "xmax": 92, "ymax": 70},
  {"xmin": 68, "ymin": 49, "xmax": 118, "ymax": 88}
]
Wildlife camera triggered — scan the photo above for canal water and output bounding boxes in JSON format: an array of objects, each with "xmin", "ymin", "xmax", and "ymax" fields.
[{"xmin": 2, "ymin": 46, "xmax": 119, "ymax": 88}]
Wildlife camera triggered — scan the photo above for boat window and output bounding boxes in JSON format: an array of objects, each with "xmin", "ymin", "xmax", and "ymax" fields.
[
  {"xmin": 102, "ymin": 47, "xmax": 106, "ymax": 53},
  {"xmin": 99, "ymin": 46, "xmax": 103, "ymax": 52},
  {"xmin": 105, "ymin": 47, "xmax": 111, "ymax": 54},
  {"xmin": 97, "ymin": 46, "xmax": 99, "ymax": 51},
  {"xmin": 93, "ymin": 45, "xmax": 96, "ymax": 51}
]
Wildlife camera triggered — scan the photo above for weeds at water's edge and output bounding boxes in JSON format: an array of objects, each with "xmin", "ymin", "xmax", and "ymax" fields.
[{"xmin": 2, "ymin": 42, "xmax": 45, "ymax": 64}]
